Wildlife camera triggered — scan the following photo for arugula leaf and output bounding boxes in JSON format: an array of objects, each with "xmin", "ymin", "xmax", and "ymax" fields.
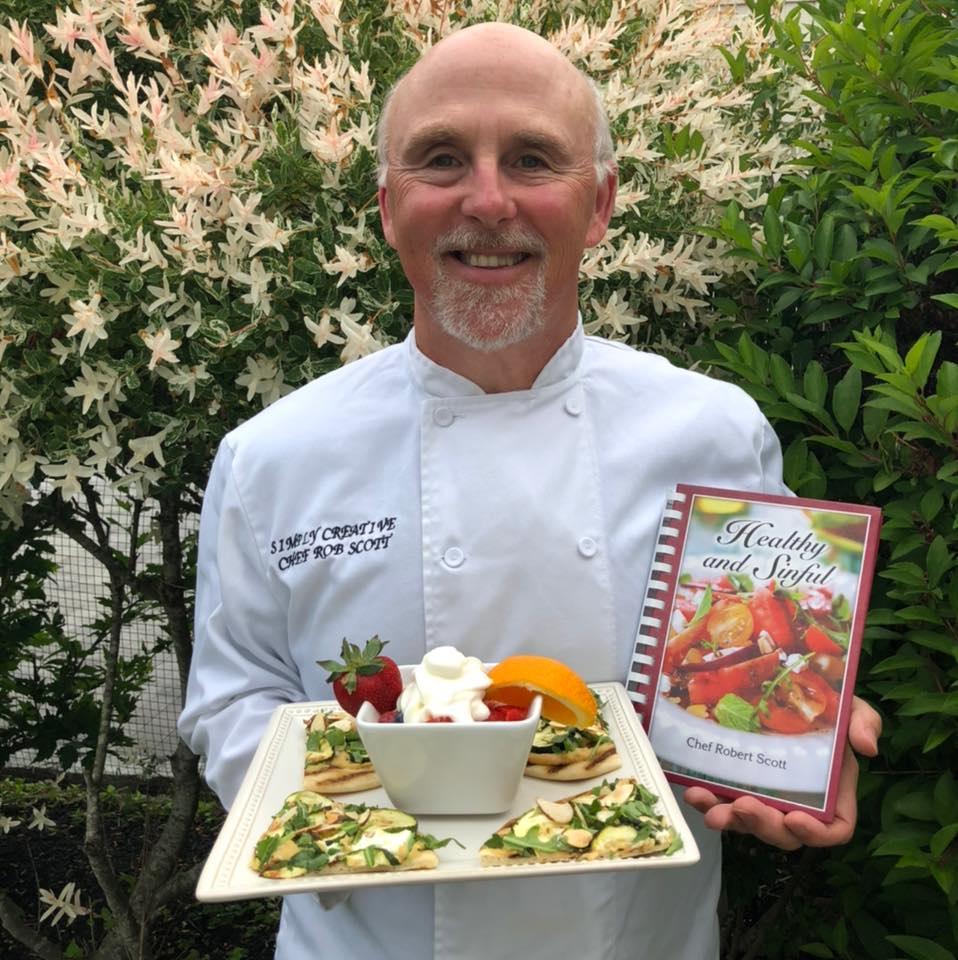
[
  {"xmin": 824, "ymin": 625, "xmax": 850, "ymax": 651},
  {"xmin": 325, "ymin": 727, "xmax": 346, "ymax": 748},
  {"xmin": 714, "ymin": 693, "xmax": 761, "ymax": 731},
  {"xmin": 727, "ymin": 572, "xmax": 754, "ymax": 593},
  {"xmin": 832, "ymin": 593, "xmax": 851, "ymax": 621},
  {"xmin": 618, "ymin": 800, "xmax": 654, "ymax": 823},
  {"xmin": 631, "ymin": 822, "xmax": 657, "ymax": 843},
  {"xmin": 690, "ymin": 584, "xmax": 714, "ymax": 624},
  {"xmin": 418, "ymin": 833, "xmax": 463, "ymax": 850},
  {"xmin": 254, "ymin": 833, "xmax": 281, "ymax": 868},
  {"xmin": 755, "ymin": 654, "xmax": 813, "ymax": 716},
  {"xmin": 575, "ymin": 797, "xmax": 605, "ymax": 828},
  {"xmin": 501, "ymin": 826, "xmax": 573, "ymax": 855},
  {"xmin": 588, "ymin": 734, "xmax": 613, "ymax": 759},
  {"xmin": 615, "ymin": 785, "xmax": 662, "ymax": 823},
  {"xmin": 357, "ymin": 845, "xmax": 400, "ymax": 867},
  {"xmin": 531, "ymin": 719, "xmax": 610, "ymax": 755},
  {"xmin": 344, "ymin": 729, "xmax": 370, "ymax": 761},
  {"xmin": 635, "ymin": 784, "xmax": 659, "ymax": 807},
  {"xmin": 290, "ymin": 848, "xmax": 331, "ymax": 871},
  {"xmin": 287, "ymin": 802, "xmax": 312, "ymax": 831},
  {"xmin": 777, "ymin": 586, "xmax": 804, "ymax": 604}
]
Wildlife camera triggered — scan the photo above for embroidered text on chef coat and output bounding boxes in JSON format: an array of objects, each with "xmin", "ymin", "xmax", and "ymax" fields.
[{"xmin": 270, "ymin": 515, "xmax": 399, "ymax": 571}]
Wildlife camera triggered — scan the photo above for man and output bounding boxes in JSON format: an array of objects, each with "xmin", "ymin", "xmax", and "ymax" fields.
[{"xmin": 179, "ymin": 22, "xmax": 880, "ymax": 959}]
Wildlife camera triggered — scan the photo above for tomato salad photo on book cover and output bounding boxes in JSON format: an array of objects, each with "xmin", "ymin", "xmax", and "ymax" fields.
[{"xmin": 628, "ymin": 485, "xmax": 881, "ymax": 820}]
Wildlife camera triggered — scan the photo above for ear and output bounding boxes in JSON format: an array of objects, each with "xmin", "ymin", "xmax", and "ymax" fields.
[
  {"xmin": 378, "ymin": 186, "xmax": 397, "ymax": 249},
  {"xmin": 584, "ymin": 169, "xmax": 617, "ymax": 248}
]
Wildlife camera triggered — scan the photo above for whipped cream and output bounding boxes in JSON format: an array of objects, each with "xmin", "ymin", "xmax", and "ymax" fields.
[{"xmin": 398, "ymin": 646, "xmax": 492, "ymax": 723}]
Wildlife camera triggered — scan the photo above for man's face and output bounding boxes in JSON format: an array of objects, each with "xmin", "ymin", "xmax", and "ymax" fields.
[{"xmin": 378, "ymin": 28, "xmax": 615, "ymax": 354}]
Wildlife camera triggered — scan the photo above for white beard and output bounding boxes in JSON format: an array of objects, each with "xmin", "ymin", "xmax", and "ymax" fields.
[{"xmin": 429, "ymin": 226, "xmax": 548, "ymax": 353}]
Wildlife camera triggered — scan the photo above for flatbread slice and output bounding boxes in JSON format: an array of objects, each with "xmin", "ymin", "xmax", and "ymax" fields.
[
  {"xmin": 251, "ymin": 790, "xmax": 451, "ymax": 879},
  {"xmin": 524, "ymin": 711, "xmax": 622, "ymax": 781},
  {"xmin": 303, "ymin": 709, "xmax": 379, "ymax": 794},
  {"xmin": 480, "ymin": 778, "xmax": 681, "ymax": 867}
]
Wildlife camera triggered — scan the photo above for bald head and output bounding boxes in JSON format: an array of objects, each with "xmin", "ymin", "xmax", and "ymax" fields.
[{"xmin": 376, "ymin": 24, "xmax": 615, "ymax": 185}]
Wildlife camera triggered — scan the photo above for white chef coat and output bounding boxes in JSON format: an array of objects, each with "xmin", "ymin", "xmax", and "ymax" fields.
[{"xmin": 179, "ymin": 322, "xmax": 789, "ymax": 960}]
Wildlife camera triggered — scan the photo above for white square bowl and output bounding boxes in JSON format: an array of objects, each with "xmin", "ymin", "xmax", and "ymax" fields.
[{"xmin": 356, "ymin": 668, "xmax": 541, "ymax": 814}]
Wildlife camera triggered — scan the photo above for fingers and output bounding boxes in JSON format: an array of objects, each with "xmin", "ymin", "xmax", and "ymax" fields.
[
  {"xmin": 848, "ymin": 696, "xmax": 881, "ymax": 757},
  {"xmin": 684, "ymin": 785, "xmax": 721, "ymax": 814},
  {"xmin": 682, "ymin": 743, "xmax": 861, "ymax": 851}
]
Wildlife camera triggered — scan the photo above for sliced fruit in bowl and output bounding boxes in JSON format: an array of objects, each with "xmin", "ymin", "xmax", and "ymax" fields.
[{"xmin": 485, "ymin": 654, "xmax": 598, "ymax": 728}]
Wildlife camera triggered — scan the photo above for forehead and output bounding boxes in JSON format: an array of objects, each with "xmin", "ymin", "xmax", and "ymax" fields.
[{"xmin": 387, "ymin": 39, "xmax": 592, "ymax": 160}]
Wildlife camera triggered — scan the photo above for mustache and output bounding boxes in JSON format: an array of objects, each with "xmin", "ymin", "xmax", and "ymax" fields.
[{"xmin": 433, "ymin": 225, "xmax": 547, "ymax": 256}]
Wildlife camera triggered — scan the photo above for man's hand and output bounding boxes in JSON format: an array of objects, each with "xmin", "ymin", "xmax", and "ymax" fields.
[{"xmin": 684, "ymin": 696, "xmax": 882, "ymax": 851}]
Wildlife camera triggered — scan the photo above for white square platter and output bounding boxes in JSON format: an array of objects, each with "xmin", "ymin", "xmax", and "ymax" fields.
[{"xmin": 195, "ymin": 681, "xmax": 700, "ymax": 901}]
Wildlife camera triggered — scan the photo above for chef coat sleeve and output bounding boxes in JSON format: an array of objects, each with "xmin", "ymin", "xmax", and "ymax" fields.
[{"xmin": 178, "ymin": 439, "xmax": 302, "ymax": 808}]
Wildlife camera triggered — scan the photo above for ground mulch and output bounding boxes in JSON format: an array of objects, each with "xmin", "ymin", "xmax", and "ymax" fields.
[{"xmin": 0, "ymin": 775, "xmax": 278, "ymax": 960}]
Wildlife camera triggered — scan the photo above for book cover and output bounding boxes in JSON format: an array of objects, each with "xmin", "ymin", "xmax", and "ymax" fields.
[{"xmin": 627, "ymin": 484, "xmax": 881, "ymax": 821}]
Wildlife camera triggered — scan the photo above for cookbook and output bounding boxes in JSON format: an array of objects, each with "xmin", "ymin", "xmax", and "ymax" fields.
[{"xmin": 627, "ymin": 484, "xmax": 881, "ymax": 820}]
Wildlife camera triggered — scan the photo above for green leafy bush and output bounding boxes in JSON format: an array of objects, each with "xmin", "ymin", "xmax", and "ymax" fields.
[
  {"xmin": 0, "ymin": 1, "xmax": 813, "ymax": 956},
  {"xmin": 0, "ymin": 516, "xmax": 105, "ymax": 770},
  {"xmin": 707, "ymin": 1, "xmax": 958, "ymax": 957}
]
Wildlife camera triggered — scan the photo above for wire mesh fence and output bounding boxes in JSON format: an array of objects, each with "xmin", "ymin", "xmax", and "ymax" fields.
[{"xmin": 6, "ymin": 482, "xmax": 194, "ymax": 779}]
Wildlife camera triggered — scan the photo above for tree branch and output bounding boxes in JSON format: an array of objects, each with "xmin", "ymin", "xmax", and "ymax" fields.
[
  {"xmin": 57, "ymin": 523, "xmax": 120, "ymax": 583},
  {"xmin": 154, "ymin": 859, "xmax": 205, "ymax": 909},
  {"xmin": 156, "ymin": 492, "xmax": 193, "ymax": 698},
  {"xmin": 82, "ymin": 766, "xmax": 141, "ymax": 960},
  {"xmin": 130, "ymin": 741, "xmax": 201, "ymax": 922},
  {"xmin": 80, "ymin": 490, "xmax": 143, "ymax": 959},
  {"xmin": 128, "ymin": 493, "xmax": 201, "ymax": 922},
  {"xmin": 0, "ymin": 889, "xmax": 64, "ymax": 960},
  {"xmin": 90, "ymin": 926, "xmax": 139, "ymax": 960}
]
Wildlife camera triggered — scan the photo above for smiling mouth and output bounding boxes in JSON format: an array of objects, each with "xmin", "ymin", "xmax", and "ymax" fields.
[{"xmin": 451, "ymin": 251, "xmax": 530, "ymax": 269}]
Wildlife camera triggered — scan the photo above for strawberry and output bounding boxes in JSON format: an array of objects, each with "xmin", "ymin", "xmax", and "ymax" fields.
[
  {"xmin": 485, "ymin": 702, "xmax": 527, "ymax": 722},
  {"xmin": 317, "ymin": 635, "xmax": 402, "ymax": 716}
]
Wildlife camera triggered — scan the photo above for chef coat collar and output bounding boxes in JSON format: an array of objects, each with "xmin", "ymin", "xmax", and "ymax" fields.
[{"xmin": 405, "ymin": 318, "xmax": 585, "ymax": 398}]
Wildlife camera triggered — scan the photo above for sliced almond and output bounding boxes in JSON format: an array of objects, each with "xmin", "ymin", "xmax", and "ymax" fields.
[
  {"xmin": 536, "ymin": 798, "xmax": 574, "ymax": 824},
  {"xmin": 607, "ymin": 780, "xmax": 635, "ymax": 807},
  {"xmin": 563, "ymin": 828, "xmax": 593, "ymax": 849},
  {"xmin": 307, "ymin": 712, "xmax": 327, "ymax": 733},
  {"xmin": 330, "ymin": 715, "xmax": 355, "ymax": 732}
]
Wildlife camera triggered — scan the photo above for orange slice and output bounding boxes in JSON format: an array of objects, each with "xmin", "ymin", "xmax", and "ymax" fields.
[{"xmin": 486, "ymin": 655, "xmax": 597, "ymax": 728}]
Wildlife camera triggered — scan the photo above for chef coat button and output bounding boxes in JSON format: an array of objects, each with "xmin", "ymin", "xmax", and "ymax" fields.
[
  {"xmin": 433, "ymin": 407, "xmax": 455, "ymax": 427},
  {"xmin": 577, "ymin": 537, "xmax": 598, "ymax": 558},
  {"xmin": 564, "ymin": 396, "xmax": 582, "ymax": 416},
  {"xmin": 443, "ymin": 546, "xmax": 465, "ymax": 568}
]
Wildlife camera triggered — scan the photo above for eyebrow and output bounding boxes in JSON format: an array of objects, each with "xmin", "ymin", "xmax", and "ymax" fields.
[
  {"xmin": 400, "ymin": 125, "xmax": 462, "ymax": 161},
  {"xmin": 399, "ymin": 124, "xmax": 575, "ymax": 165}
]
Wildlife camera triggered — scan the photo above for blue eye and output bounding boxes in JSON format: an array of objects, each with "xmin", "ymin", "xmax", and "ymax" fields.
[
  {"xmin": 517, "ymin": 155, "xmax": 544, "ymax": 170},
  {"xmin": 428, "ymin": 154, "xmax": 458, "ymax": 168}
]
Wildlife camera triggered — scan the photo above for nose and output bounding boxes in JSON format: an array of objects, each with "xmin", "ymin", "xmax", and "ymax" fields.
[{"xmin": 459, "ymin": 160, "xmax": 517, "ymax": 227}]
